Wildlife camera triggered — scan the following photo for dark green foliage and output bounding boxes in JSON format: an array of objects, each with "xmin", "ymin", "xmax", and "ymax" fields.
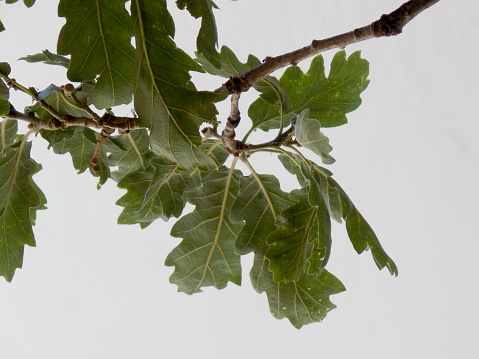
[{"xmin": 0, "ymin": 1, "xmax": 397, "ymax": 328}]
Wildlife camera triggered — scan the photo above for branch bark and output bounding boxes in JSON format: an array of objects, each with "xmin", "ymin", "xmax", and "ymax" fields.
[
  {"xmin": 223, "ymin": 0, "xmax": 440, "ymax": 93},
  {"xmin": 4, "ymin": 105, "xmax": 142, "ymax": 132}
]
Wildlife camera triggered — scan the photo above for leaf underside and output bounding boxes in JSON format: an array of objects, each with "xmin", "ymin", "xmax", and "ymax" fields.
[
  {"xmin": 166, "ymin": 166, "xmax": 244, "ymax": 294},
  {"xmin": 131, "ymin": 0, "xmax": 225, "ymax": 171},
  {"xmin": 0, "ymin": 134, "xmax": 46, "ymax": 282}
]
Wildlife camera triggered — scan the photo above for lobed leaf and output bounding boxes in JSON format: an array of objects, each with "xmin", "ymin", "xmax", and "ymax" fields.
[
  {"xmin": 19, "ymin": 50, "xmax": 70, "ymax": 69},
  {"xmin": 115, "ymin": 167, "xmax": 155, "ymax": 229},
  {"xmin": 249, "ymin": 50, "xmax": 369, "ymax": 132},
  {"xmin": 294, "ymin": 109, "xmax": 335, "ymax": 165},
  {"xmin": 127, "ymin": 157, "xmax": 192, "ymax": 222},
  {"xmin": 279, "ymin": 153, "xmax": 398, "ymax": 276},
  {"xmin": 177, "ymin": 0, "xmax": 221, "ymax": 68},
  {"xmin": 329, "ymin": 178, "xmax": 399, "ymax": 276},
  {"xmin": 131, "ymin": 0, "xmax": 225, "ymax": 171},
  {"xmin": 266, "ymin": 194, "xmax": 331, "ymax": 282},
  {"xmin": 250, "ymin": 253, "xmax": 345, "ymax": 329},
  {"xmin": 106, "ymin": 129, "xmax": 152, "ymax": 182},
  {"xmin": 57, "ymin": 0, "xmax": 135, "ymax": 109},
  {"xmin": 166, "ymin": 166, "xmax": 244, "ymax": 294},
  {"xmin": 230, "ymin": 172, "xmax": 295, "ymax": 255},
  {"xmin": 40, "ymin": 127, "xmax": 110, "ymax": 187},
  {"xmin": 0, "ymin": 138, "xmax": 46, "ymax": 282}
]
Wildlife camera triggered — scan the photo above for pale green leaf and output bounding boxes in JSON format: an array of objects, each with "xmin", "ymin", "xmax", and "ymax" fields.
[
  {"xmin": 132, "ymin": 0, "xmax": 225, "ymax": 171},
  {"xmin": 295, "ymin": 109, "xmax": 335, "ymax": 165},
  {"xmin": 329, "ymin": 177, "xmax": 399, "ymax": 276},
  {"xmin": 19, "ymin": 50, "xmax": 70, "ymax": 68},
  {"xmin": 250, "ymin": 253, "xmax": 345, "ymax": 329},
  {"xmin": 166, "ymin": 166, "xmax": 244, "ymax": 294},
  {"xmin": 278, "ymin": 154, "xmax": 342, "ymax": 223},
  {"xmin": 115, "ymin": 167, "xmax": 155, "ymax": 229},
  {"xmin": 106, "ymin": 129, "xmax": 153, "ymax": 182},
  {"xmin": 0, "ymin": 139, "xmax": 46, "ymax": 282},
  {"xmin": 130, "ymin": 157, "xmax": 193, "ymax": 222},
  {"xmin": 57, "ymin": 0, "xmax": 135, "ymax": 108}
]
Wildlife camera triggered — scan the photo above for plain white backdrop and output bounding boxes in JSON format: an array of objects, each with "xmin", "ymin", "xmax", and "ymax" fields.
[{"xmin": 1, "ymin": 0, "xmax": 478, "ymax": 358}]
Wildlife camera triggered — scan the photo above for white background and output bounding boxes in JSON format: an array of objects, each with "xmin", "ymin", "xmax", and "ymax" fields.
[{"xmin": 1, "ymin": 0, "xmax": 478, "ymax": 358}]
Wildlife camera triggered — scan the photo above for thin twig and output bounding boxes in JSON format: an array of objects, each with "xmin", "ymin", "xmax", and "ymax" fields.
[
  {"xmin": 90, "ymin": 127, "xmax": 115, "ymax": 173},
  {"xmin": 221, "ymin": 0, "xmax": 440, "ymax": 93}
]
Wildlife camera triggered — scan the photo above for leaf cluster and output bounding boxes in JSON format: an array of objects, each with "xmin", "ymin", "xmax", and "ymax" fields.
[{"xmin": 0, "ymin": 0, "xmax": 397, "ymax": 328}]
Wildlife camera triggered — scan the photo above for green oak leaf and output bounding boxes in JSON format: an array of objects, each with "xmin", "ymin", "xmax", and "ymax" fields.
[
  {"xmin": 329, "ymin": 177, "xmax": 399, "ymax": 276},
  {"xmin": 1, "ymin": 119, "xmax": 17, "ymax": 151},
  {"xmin": 106, "ymin": 129, "xmax": 153, "ymax": 182},
  {"xmin": 196, "ymin": 45, "xmax": 261, "ymax": 77},
  {"xmin": 40, "ymin": 127, "xmax": 110, "ymax": 187},
  {"xmin": 294, "ymin": 109, "xmax": 335, "ymax": 165},
  {"xmin": 279, "ymin": 153, "xmax": 397, "ymax": 276},
  {"xmin": 26, "ymin": 84, "xmax": 91, "ymax": 120},
  {"xmin": 0, "ymin": 139, "xmax": 46, "ymax": 282},
  {"xmin": 279, "ymin": 153, "xmax": 342, "ymax": 223},
  {"xmin": 230, "ymin": 171, "xmax": 295, "ymax": 255},
  {"xmin": 130, "ymin": 157, "xmax": 193, "ymax": 222},
  {"xmin": 115, "ymin": 167, "xmax": 155, "ymax": 229},
  {"xmin": 132, "ymin": 0, "xmax": 225, "ymax": 171},
  {"xmin": 187, "ymin": 139, "xmax": 229, "ymax": 187},
  {"xmin": 250, "ymin": 253, "xmax": 345, "ymax": 329},
  {"xmin": 177, "ymin": 0, "xmax": 220, "ymax": 68},
  {"xmin": 19, "ymin": 50, "xmax": 70, "ymax": 69},
  {"xmin": 115, "ymin": 144, "xmax": 206, "ymax": 228},
  {"xmin": 0, "ymin": 76, "xmax": 9, "ymax": 116},
  {"xmin": 266, "ymin": 193, "xmax": 332, "ymax": 283},
  {"xmin": 249, "ymin": 50, "xmax": 369, "ymax": 132},
  {"xmin": 166, "ymin": 166, "xmax": 244, "ymax": 294},
  {"xmin": 199, "ymin": 139, "xmax": 229, "ymax": 166},
  {"xmin": 57, "ymin": 0, "xmax": 135, "ymax": 109}
]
